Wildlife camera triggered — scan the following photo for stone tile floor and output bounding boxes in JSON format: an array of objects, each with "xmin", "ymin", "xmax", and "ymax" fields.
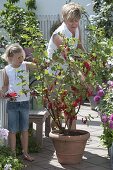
[{"xmin": 22, "ymin": 102, "xmax": 111, "ymax": 170}]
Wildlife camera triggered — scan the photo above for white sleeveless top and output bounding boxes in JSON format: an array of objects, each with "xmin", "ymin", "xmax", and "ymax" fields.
[
  {"xmin": 5, "ymin": 61, "xmax": 30, "ymax": 102},
  {"xmin": 47, "ymin": 22, "xmax": 79, "ymax": 59}
]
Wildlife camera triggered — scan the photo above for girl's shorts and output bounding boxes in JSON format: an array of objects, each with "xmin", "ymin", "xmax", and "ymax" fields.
[{"xmin": 6, "ymin": 101, "xmax": 30, "ymax": 133}]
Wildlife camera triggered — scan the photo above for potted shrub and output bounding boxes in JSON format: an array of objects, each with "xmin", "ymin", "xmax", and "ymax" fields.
[
  {"xmin": 33, "ymin": 28, "xmax": 112, "ymax": 164},
  {"xmin": 42, "ymin": 37, "xmax": 91, "ymax": 164}
]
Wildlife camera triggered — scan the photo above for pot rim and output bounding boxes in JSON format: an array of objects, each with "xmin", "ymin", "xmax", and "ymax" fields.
[{"xmin": 49, "ymin": 129, "xmax": 90, "ymax": 141}]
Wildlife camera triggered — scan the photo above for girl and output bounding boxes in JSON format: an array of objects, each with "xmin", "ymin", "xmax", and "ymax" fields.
[{"xmin": 0, "ymin": 43, "xmax": 36, "ymax": 161}]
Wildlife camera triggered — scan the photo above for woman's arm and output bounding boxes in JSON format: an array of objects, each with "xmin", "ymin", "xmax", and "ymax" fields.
[
  {"xmin": 53, "ymin": 34, "xmax": 63, "ymax": 48},
  {"xmin": 53, "ymin": 34, "xmax": 70, "ymax": 58},
  {"xmin": 77, "ymin": 26, "xmax": 87, "ymax": 53}
]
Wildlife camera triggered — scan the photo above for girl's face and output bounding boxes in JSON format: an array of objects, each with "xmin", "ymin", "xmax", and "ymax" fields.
[
  {"xmin": 9, "ymin": 52, "xmax": 24, "ymax": 68},
  {"xmin": 64, "ymin": 19, "xmax": 80, "ymax": 35}
]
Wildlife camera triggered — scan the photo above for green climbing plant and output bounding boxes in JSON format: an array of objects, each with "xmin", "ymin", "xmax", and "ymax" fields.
[{"xmin": 93, "ymin": 0, "xmax": 113, "ymax": 38}]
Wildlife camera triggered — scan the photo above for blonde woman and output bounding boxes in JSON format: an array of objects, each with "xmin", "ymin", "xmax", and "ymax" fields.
[{"xmin": 47, "ymin": 2, "xmax": 86, "ymax": 60}]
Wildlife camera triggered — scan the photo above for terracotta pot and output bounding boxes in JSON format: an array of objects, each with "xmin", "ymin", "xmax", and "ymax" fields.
[{"xmin": 49, "ymin": 129, "xmax": 90, "ymax": 164}]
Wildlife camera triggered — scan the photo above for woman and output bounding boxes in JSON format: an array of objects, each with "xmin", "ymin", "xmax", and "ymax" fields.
[{"xmin": 47, "ymin": 2, "xmax": 86, "ymax": 60}]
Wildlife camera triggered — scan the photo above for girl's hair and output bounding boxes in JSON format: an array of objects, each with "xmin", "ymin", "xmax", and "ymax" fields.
[
  {"xmin": 1, "ymin": 43, "xmax": 25, "ymax": 63},
  {"xmin": 61, "ymin": 2, "xmax": 82, "ymax": 21}
]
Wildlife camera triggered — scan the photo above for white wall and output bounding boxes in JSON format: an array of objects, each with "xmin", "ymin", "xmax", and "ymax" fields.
[
  {"xmin": 0, "ymin": 0, "xmax": 95, "ymax": 16},
  {"xmin": 36, "ymin": 0, "xmax": 95, "ymax": 16}
]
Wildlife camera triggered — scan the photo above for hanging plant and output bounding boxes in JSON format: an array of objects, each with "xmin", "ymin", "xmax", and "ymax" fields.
[
  {"xmin": 93, "ymin": 0, "xmax": 113, "ymax": 38},
  {"xmin": 25, "ymin": 0, "xmax": 36, "ymax": 10},
  {"xmin": 7, "ymin": 0, "xmax": 20, "ymax": 3}
]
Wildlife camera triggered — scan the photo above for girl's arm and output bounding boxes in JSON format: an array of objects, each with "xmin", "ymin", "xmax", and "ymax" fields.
[
  {"xmin": 25, "ymin": 61, "xmax": 37, "ymax": 72},
  {"xmin": 0, "ymin": 69, "xmax": 9, "ymax": 97},
  {"xmin": 26, "ymin": 60, "xmax": 49, "ymax": 72}
]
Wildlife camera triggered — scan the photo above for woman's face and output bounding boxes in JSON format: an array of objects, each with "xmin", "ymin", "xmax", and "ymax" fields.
[{"xmin": 64, "ymin": 19, "xmax": 80, "ymax": 34}]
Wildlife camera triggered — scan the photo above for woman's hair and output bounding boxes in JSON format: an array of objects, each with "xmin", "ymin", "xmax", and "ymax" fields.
[
  {"xmin": 1, "ymin": 43, "xmax": 25, "ymax": 63},
  {"xmin": 61, "ymin": 2, "xmax": 82, "ymax": 21}
]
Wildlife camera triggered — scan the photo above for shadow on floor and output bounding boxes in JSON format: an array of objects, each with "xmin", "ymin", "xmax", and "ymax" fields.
[{"xmin": 21, "ymin": 137, "xmax": 111, "ymax": 170}]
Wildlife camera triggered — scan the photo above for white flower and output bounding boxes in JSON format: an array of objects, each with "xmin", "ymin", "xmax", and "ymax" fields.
[
  {"xmin": 4, "ymin": 164, "xmax": 12, "ymax": 170},
  {"xmin": 0, "ymin": 128, "xmax": 9, "ymax": 140}
]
